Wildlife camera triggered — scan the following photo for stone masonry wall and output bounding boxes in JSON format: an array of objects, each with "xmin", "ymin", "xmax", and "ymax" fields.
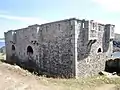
[
  {"xmin": 5, "ymin": 18, "xmax": 114, "ymax": 78},
  {"xmin": 5, "ymin": 25, "xmax": 40, "ymax": 72},
  {"xmin": 5, "ymin": 19, "xmax": 76, "ymax": 78},
  {"xmin": 76, "ymin": 20, "xmax": 114, "ymax": 77},
  {"xmin": 38, "ymin": 19, "xmax": 75, "ymax": 78}
]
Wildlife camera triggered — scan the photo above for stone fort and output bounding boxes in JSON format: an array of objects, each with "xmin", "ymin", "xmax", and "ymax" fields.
[{"xmin": 4, "ymin": 18, "xmax": 115, "ymax": 78}]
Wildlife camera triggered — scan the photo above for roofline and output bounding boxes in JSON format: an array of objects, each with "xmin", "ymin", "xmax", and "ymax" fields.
[
  {"xmin": 5, "ymin": 18, "xmax": 115, "ymax": 32},
  {"xmin": 39, "ymin": 18, "xmax": 80, "ymax": 26}
]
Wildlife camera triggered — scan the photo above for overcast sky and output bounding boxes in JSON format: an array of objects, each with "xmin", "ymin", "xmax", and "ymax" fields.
[{"xmin": 0, "ymin": 0, "xmax": 119, "ymax": 38}]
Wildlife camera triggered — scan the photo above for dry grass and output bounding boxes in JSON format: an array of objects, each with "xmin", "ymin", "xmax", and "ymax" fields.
[
  {"xmin": 0, "ymin": 53, "xmax": 120, "ymax": 90},
  {"xmin": 0, "ymin": 53, "xmax": 5, "ymax": 60},
  {"xmin": 33, "ymin": 75, "xmax": 120, "ymax": 90}
]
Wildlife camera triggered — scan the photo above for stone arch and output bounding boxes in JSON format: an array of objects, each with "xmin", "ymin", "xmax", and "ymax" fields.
[
  {"xmin": 27, "ymin": 46, "xmax": 33, "ymax": 54},
  {"xmin": 12, "ymin": 45, "xmax": 15, "ymax": 51},
  {"xmin": 98, "ymin": 48, "xmax": 102, "ymax": 53}
]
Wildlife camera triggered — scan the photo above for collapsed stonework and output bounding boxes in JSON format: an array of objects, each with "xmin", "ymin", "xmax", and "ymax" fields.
[{"xmin": 4, "ymin": 18, "xmax": 115, "ymax": 78}]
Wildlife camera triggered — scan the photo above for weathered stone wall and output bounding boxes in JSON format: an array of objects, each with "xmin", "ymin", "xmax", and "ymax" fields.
[
  {"xmin": 5, "ymin": 19, "xmax": 76, "ymax": 78},
  {"xmin": 38, "ymin": 19, "xmax": 75, "ymax": 78},
  {"xmin": 76, "ymin": 20, "xmax": 114, "ymax": 77},
  {"xmin": 4, "ymin": 25, "xmax": 40, "ymax": 72},
  {"xmin": 4, "ymin": 30, "xmax": 14, "ymax": 61},
  {"xmin": 103, "ymin": 24, "xmax": 114, "ymax": 57},
  {"xmin": 5, "ymin": 18, "xmax": 114, "ymax": 78}
]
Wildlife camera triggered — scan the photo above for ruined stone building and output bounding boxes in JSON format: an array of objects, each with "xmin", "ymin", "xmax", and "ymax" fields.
[{"xmin": 4, "ymin": 18, "xmax": 115, "ymax": 78}]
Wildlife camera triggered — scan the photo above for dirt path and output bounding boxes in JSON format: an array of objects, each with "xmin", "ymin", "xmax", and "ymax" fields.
[
  {"xmin": 0, "ymin": 62, "xmax": 118, "ymax": 90},
  {"xmin": 0, "ymin": 63, "xmax": 49, "ymax": 90}
]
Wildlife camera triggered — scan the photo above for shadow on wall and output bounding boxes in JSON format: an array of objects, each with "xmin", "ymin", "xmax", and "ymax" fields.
[
  {"xmin": 78, "ymin": 39, "xmax": 97, "ymax": 61},
  {"xmin": 4, "ymin": 52, "xmax": 72, "ymax": 78},
  {"xmin": 77, "ymin": 21, "xmax": 97, "ymax": 61},
  {"xmin": 78, "ymin": 25, "xmax": 111, "ymax": 61},
  {"xmin": 102, "ymin": 26, "xmax": 110, "ymax": 53},
  {"xmin": 3, "ymin": 55, "xmax": 41, "ymax": 74}
]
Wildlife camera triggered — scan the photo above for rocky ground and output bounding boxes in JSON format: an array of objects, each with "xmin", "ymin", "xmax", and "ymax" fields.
[{"xmin": 0, "ymin": 60, "xmax": 120, "ymax": 90}]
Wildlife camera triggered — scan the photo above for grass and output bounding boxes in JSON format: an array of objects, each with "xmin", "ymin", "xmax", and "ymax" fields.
[
  {"xmin": 34, "ymin": 75, "xmax": 120, "ymax": 90},
  {"xmin": 0, "ymin": 53, "xmax": 5, "ymax": 60}
]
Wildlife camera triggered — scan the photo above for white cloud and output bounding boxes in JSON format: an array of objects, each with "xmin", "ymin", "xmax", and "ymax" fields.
[
  {"xmin": 0, "ymin": 14, "xmax": 49, "ymax": 37},
  {"xmin": 0, "ymin": 14, "xmax": 47, "ymax": 24},
  {"xmin": 91, "ymin": 0, "xmax": 120, "ymax": 33},
  {"xmin": 92, "ymin": 0, "xmax": 120, "ymax": 12}
]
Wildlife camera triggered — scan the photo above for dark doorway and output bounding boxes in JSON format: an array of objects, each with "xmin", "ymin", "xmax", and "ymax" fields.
[
  {"xmin": 27, "ymin": 46, "xmax": 33, "ymax": 54},
  {"xmin": 98, "ymin": 48, "xmax": 102, "ymax": 53},
  {"xmin": 12, "ymin": 45, "xmax": 15, "ymax": 51}
]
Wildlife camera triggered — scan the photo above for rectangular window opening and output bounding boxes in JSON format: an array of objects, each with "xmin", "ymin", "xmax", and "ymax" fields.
[
  {"xmin": 83, "ymin": 23, "xmax": 85, "ymax": 28},
  {"xmin": 93, "ymin": 23, "xmax": 95, "ymax": 29}
]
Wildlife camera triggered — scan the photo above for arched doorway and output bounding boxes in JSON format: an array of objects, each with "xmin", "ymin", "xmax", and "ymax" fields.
[
  {"xmin": 11, "ymin": 45, "xmax": 16, "ymax": 62},
  {"xmin": 27, "ymin": 46, "xmax": 33, "ymax": 55},
  {"xmin": 12, "ymin": 45, "xmax": 15, "ymax": 51},
  {"xmin": 98, "ymin": 48, "xmax": 102, "ymax": 53}
]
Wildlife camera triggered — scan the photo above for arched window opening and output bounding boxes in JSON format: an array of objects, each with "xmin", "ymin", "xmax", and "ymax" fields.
[
  {"xmin": 27, "ymin": 46, "xmax": 33, "ymax": 55},
  {"xmin": 98, "ymin": 48, "xmax": 102, "ymax": 53},
  {"xmin": 12, "ymin": 45, "xmax": 15, "ymax": 51}
]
